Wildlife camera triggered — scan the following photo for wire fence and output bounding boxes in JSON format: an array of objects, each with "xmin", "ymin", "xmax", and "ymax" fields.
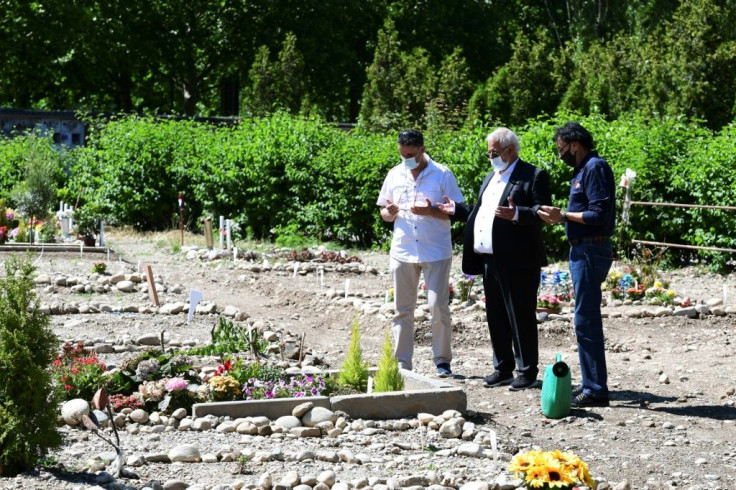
[{"xmin": 621, "ymin": 182, "xmax": 736, "ymax": 254}]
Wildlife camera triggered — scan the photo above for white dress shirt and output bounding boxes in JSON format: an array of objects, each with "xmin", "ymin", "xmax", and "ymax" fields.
[
  {"xmin": 473, "ymin": 159, "xmax": 518, "ymax": 254},
  {"xmin": 377, "ymin": 157, "xmax": 465, "ymax": 263}
]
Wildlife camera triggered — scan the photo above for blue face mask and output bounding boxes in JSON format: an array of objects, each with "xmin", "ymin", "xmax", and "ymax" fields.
[{"xmin": 402, "ymin": 156, "xmax": 420, "ymax": 170}]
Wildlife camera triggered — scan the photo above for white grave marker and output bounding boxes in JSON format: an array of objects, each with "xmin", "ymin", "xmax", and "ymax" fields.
[
  {"xmin": 187, "ymin": 289, "xmax": 203, "ymax": 323},
  {"xmin": 219, "ymin": 216, "xmax": 225, "ymax": 249}
]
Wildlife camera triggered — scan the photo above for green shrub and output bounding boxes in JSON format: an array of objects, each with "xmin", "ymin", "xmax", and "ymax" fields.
[
  {"xmin": 373, "ymin": 329, "xmax": 404, "ymax": 393},
  {"xmin": 337, "ymin": 316, "xmax": 370, "ymax": 392},
  {"xmin": 0, "ymin": 256, "xmax": 62, "ymax": 476},
  {"xmin": 0, "ymin": 111, "xmax": 729, "ymax": 267}
]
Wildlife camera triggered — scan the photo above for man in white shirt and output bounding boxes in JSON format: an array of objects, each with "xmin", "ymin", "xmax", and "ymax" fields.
[
  {"xmin": 377, "ymin": 129, "xmax": 465, "ymax": 377},
  {"xmin": 439, "ymin": 128, "xmax": 550, "ymax": 390}
]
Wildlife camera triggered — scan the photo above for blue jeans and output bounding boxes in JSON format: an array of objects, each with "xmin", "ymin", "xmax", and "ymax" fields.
[{"xmin": 569, "ymin": 241, "xmax": 613, "ymax": 398}]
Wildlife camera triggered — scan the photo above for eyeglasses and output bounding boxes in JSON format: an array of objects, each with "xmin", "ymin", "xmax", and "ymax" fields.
[
  {"xmin": 486, "ymin": 146, "xmax": 508, "ymax": 159},
  {"xmin": 556, "ymin": 143, "xmax": 570, "ymax": 156}
]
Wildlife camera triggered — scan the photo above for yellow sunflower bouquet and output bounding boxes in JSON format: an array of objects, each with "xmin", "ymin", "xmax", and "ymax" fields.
[{"xmin": 508, "ymin": 450, "xmax": 596, "ymax": 489}]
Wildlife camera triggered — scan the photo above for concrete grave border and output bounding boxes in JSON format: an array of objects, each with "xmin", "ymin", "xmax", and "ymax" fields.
[{"xmin": 192, "ymin": 369, "xmax": 466, "ymax": 420}]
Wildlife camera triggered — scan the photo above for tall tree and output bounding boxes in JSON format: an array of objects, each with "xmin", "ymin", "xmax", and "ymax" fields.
[
  {"xmin": 359, "ymin": 19, "xmax": 405, "ymax": 131},
  {"xmin": 426, "ymin": 48, "xmax": 474, "ymax": 130},
  {"xmin": 144, "ymin": 0, "xmax": 252, "ymax": 115}
]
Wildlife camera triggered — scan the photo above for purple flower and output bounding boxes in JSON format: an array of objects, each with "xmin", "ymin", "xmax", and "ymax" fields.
[
  {"xmin": 265, "ymin": 390, "xmax": 273, "ymax": 398},
  {"xmin": 310, "ymin": 387, "xmax": 319, "ymax": 395}
]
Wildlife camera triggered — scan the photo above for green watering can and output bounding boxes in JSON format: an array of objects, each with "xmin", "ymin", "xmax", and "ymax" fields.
[{"xmin": 540, "ymin": 353, "xmax": 571, "ymax": 419}]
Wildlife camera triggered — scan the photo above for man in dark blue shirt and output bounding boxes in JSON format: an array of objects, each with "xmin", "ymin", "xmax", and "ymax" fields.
[{"xmin": 539, "ymin": 122, "xmax": 615, "ymax": 408}]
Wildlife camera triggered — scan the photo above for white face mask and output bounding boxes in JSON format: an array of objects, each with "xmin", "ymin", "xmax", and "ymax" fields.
[
  {"xmin": 402, "ymin": 156, "xmax": 420, "ymax": 170},
  {"xmin": 490, "ymin": 156, "xmax": 507, "ymax": 172}
]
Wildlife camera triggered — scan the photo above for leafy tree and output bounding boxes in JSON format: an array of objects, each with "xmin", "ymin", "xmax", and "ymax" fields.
[
  {"xmin": 9, "ymin": 135, "xmax": 65, "ymax": 226},
  {"xmin": 0, "ymin": 256, "xmax": 62, "ymax": 476}
]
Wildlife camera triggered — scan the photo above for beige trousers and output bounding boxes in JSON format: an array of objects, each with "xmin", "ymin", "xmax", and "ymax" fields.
[{"xmin": 390, "ymin": 257, "xmax": 452, "ymax": 370}]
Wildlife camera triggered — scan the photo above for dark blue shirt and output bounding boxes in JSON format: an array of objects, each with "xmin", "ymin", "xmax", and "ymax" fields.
[{"xmin": 565, "ymin": 151, "xmax": 616, "ymax": 240}]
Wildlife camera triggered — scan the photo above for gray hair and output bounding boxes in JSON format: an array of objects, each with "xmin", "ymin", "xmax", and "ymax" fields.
[{"xmin": 486, "ymin": 128, "xmax": 520, "ymax": 153}]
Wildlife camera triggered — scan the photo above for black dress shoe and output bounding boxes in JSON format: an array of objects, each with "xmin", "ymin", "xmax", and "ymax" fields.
[
  {"xmin": 482, "ymin": 371, "xmax": 513, "ymax": 387},
  {"xmin": 509, "ymin": 374, "xmax": 539, "ymax": 391},
  {"xmin": 571, "ymin": 392, "xmax": 610, "ymax": 408}
]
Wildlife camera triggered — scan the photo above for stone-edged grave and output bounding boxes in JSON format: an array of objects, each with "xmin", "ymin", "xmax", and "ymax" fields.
[{"xmin": 192, "ymin": 368, "xmax": 466, "ymax": 420}]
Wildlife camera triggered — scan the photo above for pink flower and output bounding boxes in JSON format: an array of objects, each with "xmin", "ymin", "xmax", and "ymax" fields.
[{"xmin": 165, "ymin": 378, "xmax": 189, "ymax": 392}]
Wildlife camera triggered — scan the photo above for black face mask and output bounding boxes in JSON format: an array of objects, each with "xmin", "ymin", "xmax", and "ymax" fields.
[{"xmin": 560, "ymin": 149, "xmax": 577, "ymax": 168}]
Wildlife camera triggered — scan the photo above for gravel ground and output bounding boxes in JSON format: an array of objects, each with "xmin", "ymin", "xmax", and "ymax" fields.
[{"xmin": 1, "ymin": 231, "xmax": 735, "ymax": 490}]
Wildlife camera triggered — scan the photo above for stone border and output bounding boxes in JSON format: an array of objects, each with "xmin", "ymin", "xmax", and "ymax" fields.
[{"xmin": 192, "ymin": 369, "xmax": 467, "ymax": 420}]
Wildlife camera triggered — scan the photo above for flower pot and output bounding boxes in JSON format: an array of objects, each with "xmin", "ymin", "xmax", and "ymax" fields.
[
  {"xmin": 77, "ymin": 234, "xmax": 95, "ymax": 246},
  {"xmin": 536, "ymin": 307, "xmax": 562, "ymax": 314}
]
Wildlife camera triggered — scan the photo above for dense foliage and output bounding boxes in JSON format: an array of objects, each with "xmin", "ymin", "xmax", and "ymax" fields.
[
  {"xmin": 2, "ymin": 112, "xmax": 736, "ymax": 266},
  {"xmin": 2, "ymin": 1, "xmax": 736, "ymax": 129},
  {"xmin": 0, "ymin": 256, "xmax": 62, "ymax": 476}
]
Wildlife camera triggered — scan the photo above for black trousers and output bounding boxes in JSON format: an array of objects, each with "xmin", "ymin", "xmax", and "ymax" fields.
[{"xmin": 482, "ymin": 254, "xmax": 540, "ymax": 378}]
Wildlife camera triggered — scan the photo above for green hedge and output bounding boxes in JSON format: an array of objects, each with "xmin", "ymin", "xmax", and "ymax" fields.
[{"xmin": 2, "ymin": 112, "xmax": 735, "ymax": 264}]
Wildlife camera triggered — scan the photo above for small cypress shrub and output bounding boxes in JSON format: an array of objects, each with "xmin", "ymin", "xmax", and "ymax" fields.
[
  {"xmin": 0, "ymin": 255, "xmax": 62, "ymax": 476},
  {"xmin": 337, "ymin": 316, "xmax": 370, "ymax": 392},
  {"xmin": 373, "ymin": 329, "xmax": 404, "ymax": 393}
]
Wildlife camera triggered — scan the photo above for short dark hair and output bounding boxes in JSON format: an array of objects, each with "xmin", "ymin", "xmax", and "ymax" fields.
[
  {"xmin": 553, "ymin": 122, "xmax": 594, "ymax": 150},
  {"xmin": 398, "ymin": 129, "xmax": 424, "ymax": 147}
]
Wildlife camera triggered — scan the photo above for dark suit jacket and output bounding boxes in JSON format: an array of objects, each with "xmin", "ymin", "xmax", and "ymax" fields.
[{"xmin": 454, "ymin": 159, "xmax": 551, "ymax": 275}]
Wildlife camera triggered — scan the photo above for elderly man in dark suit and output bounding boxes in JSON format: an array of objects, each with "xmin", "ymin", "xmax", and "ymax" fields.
[{"xmin": 439, "ymin": 127, "xmax": 551, "ymax": 390}]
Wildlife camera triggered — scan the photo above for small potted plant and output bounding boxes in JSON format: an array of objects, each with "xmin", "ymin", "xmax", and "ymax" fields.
[
  {"xmin": 537, "ymin": 294, "xmax": 562, "ymax": 313},
  {"xmin": 74, "ymin": 207, "xmax": 97, "ymax": 246}
]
